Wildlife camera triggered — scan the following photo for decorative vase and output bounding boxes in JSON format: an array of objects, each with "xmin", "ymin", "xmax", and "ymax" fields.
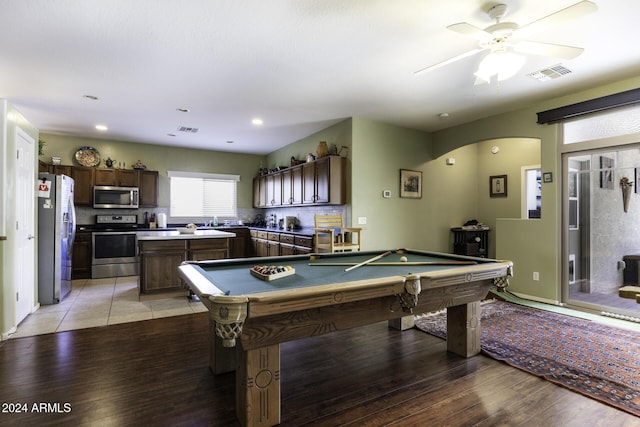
[{"xmin": 316, "ymin": 141, "xmax": 329, "ymax": 158}]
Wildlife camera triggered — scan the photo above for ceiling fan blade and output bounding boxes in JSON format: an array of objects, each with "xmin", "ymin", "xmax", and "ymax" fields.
[
  {"xmin": 447, "ymin": 22, "xmax": 492, "ymax": 41},
  {"xmin": 512, "ymin": 40, "xmax": 584, "ymax": 59},
  {"xmin": 414, "ymin": 48, "xmax": 485, "ymax": 75},
  {"xmin": 516, "ymin": 1, "xmax": 598, "ymax": 39}
]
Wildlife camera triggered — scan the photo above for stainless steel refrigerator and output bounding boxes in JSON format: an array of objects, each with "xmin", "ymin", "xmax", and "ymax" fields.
[{"xmin": 37, "ymin": 173, "xmax": 76, "ymax": 304}]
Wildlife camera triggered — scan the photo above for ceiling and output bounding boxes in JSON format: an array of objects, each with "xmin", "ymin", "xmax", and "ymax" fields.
[{"xmin": 2, "ymin": 0, "xmax": 640, "ymax": 155}]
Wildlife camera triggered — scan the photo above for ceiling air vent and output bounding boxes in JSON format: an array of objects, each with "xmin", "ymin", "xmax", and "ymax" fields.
[
  {"xmin": 527, "ymin": 64, "xmax": 572, "ymax": 82},
  {"xmin": 177, "ymin": 126, "xmax": 199, "ymax": 133}
]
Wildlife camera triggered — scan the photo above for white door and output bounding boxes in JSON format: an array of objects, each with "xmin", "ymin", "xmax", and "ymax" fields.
[{"xmin": 15, "ymin": 127, "xmax": 35, "ymax": 323}]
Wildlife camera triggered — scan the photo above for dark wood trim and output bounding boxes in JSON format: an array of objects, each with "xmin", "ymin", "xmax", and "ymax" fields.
[{"xmin": 537, "ymin": 87, "xmax": 640, "ymax": 124}]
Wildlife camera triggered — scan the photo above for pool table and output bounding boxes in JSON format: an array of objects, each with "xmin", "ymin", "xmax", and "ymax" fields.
[{"xmin": 178, "ymin": 249, "xmax": 512, "ymax": 427}]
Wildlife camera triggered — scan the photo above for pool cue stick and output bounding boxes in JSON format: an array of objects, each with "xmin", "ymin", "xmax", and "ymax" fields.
[
  {"xmin": 310, "ymin": 261, "xmax": 477, "ymax": 266},
  {"xmin": 344, "ymin": 251, "xmax": 392, "ymax": 272}
]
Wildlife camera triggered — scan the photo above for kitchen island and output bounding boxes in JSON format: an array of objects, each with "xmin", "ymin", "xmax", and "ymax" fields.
[{"xmin": 137, "ymin": 229, "xmax": 236, "ymax": 293}]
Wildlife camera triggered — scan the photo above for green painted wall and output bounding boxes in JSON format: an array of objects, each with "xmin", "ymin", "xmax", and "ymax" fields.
[{"xmin": 433, "ymin": 75, "xmax": 640, "ymax": 303}]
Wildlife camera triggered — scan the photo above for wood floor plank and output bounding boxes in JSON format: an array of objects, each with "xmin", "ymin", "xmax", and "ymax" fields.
[{"xmin": 1, "ymin": 313, "xmax": 638, "ymax": 426}]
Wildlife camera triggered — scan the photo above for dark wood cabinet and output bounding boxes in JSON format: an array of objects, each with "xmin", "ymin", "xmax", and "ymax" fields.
[
  {"xmin": 94, "ymin": 168, "xmax": 115, "ymax": 186},
  {"xmin": 253, "ymin": 156, "xmax": 345, "ymax": 208},
  {"xmin": 139, "ymin": 170, "xmax": 158, "ymax": 207},
  {"xmin": 139, "ymin": 237, "xmax": 231, "ymax": 293},
  {"xmin": 41, "ymin": 159, "xmax": 158, "ymax": 206},
  {"xmin": 72, "ymin": 231, "xmax": 92, "ymax": 279},
  {"xmin": 228, "ymin": 228, "xmax": 250, "ymax": 258},
  {"xmin": 94, "ymin": 168, "xmax": 140, "ymax": 187},
  {"xmin": 253, "ymin": 177, "xmax": 266, "ymax": 208},
  {"xmin": 71, "ymin": 166, "xmax": 95, "ymax": 206},
  {"xmin": 250, "ymin": 229, "xmax": 314, "ymax": 257},
  {"xmin": 139, "ymin": 240, "xmax": 187, "ymax": 292},
  {"xmin": 304, "ymin": 156, "xmax": 345, "ymax": 204},
  {"xmin": 189, "ymin": 239, "xmax": 228, "ymax": 261},
  {"xmin": 265, "ymin": 174, "xmax": 282, "ymax": 207},
  {"xmin": 282, "ymin": 165, "xmax": 303, "ymax": 206}
]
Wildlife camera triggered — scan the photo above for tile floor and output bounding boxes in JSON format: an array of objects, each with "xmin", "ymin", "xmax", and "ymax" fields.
[{"xmin": 10, "ymin": 276, "xmax": 207, "ymax": 339}]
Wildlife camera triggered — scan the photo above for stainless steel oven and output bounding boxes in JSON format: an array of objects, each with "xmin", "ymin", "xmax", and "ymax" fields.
[{"xmin": 91, "ymin": 215, "xmax": 139, "ymax": 278}]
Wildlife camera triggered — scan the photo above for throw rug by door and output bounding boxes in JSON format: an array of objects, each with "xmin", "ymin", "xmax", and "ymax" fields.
[{"xmin": 414, "ymin": 300, "xmax": 640, "ymax": 417}]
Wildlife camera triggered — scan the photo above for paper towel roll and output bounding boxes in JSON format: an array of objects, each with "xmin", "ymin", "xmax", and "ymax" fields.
[{"xmin": 157, "ymin": 213, "xmax": 167, "ymax": 228}]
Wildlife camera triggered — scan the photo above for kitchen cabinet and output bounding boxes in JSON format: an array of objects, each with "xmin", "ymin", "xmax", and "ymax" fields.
[
  {"xmin": 282, "ymin": 165, "xmax": 303, "ymax": 205},
  {"xmin": 139, "ymin": 237, "xmax": 231, "ymax": 293},
  {"xmin": 250, "ymin": 229, "xmax": 314, "ymax": 257},
  {"xmin": 253, "ymin": 177, "xmax": 266, "ymax": 208},
  {"xmin": 304, "ymin": 156, "xmax": 345, "ymax": 204},
  {"xmin": 253, "ymin": 156, "xmax": 345, "ymax": 208},
  {"xmin": 71, "ymin": 166, "xmax": 95, "ymax": 206},
  {"xmin": 228, "ymin": 227, "xmax": 250, "ymax": 258},
  {"xmin": 265, "ymin": 173, "xmax": 282, "ymax": 207},
  {"xmin": 189, "ymin": 239, "xmax": 228, "ymax": 261},
  {"xmin": 139, "ymin": 170, "xmax": 158, "ymax": 207},
  {"xmin": 72, "ymin": 231, "xmax": 92, "ymax": 279},
  {"xmin": 139, "ymin": 240, "xmax": 187, "ymax": 292},
  {"xmin": 94, "ymin": 168, "xmax": 139, "ymax": 187},
  {"xmin": 52, "ymin": 164, "xmax": 158, "ymax": 207}
]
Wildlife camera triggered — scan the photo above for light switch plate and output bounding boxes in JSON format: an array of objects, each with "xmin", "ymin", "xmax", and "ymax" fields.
[{"xmin": 382, "ymin": 190, "xmax": 391, "ymax": 198}]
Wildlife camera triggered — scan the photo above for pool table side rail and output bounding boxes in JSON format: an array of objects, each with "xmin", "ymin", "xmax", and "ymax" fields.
[{"xmin": 179, "ymin": 259, "xmax": 512, "ymax": 319}]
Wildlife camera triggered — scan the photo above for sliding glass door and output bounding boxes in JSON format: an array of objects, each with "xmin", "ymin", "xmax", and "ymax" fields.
[{"xmin": 563, "ymin": 147, "xmax": 640, "ymax": 318}]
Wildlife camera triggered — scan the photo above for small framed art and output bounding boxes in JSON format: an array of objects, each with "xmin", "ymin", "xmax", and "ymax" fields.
[
  {"xmin": 400, "ymin": 169, "xmax": 422, "ymax": 199},
  {"xmin": 490, "ymin": 175, "xmax": 507, "ymax": 197}
]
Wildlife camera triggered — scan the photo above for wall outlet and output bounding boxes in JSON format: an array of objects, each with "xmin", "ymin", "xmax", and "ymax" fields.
[
  {"xmin": 358, "ymin": 216, "xmax": 367, "ymax": 225},
  {"xmin": 533, "ymin": 272, "xmax": 539, "ymax": 281}
]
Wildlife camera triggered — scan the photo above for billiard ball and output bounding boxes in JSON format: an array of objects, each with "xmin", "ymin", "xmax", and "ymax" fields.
[{"xmin": 400, "ymin": 256, "xmax": 408, "ymax": 262}]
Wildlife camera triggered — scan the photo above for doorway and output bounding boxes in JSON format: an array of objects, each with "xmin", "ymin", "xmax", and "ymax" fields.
[
  {"xmin": 15, "ymin": 127, "xmax": 36, "ymax": 324},
  {"xmin": 563, "ymin": 146, "xmax": 640, "ymax": 317}
]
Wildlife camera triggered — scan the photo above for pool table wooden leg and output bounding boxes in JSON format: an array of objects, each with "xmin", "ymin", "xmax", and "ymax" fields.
[
  {"xmin": 388, "ymin": 315, "xmax": 416, "ymax": 331},
  {"xmin": 236, "ymin": 344, "xmax": 281, "ymax": 427},
  {"xmin": 209, "ymin": 319, "xmax": 236, "ymax": 374},
  {"xmin": 446, "ymin": 301, "xmax": 481, "ymax": 358}
]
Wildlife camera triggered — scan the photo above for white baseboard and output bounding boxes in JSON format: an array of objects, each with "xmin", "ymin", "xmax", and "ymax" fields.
[{"xmin": 1, "ymin": 326, "xmax": 17, "ymax": 341}]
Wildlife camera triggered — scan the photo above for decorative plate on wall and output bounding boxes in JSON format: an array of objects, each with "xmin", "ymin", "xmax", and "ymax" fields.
[{"xmin": 75, "ymin": 146, "xmax": 100, "ymax": 167}]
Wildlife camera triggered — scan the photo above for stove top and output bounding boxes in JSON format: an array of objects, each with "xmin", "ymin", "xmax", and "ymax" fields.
[{"xmin": 93, "ymin": 214, "xmax": 139, "ymax": 230}]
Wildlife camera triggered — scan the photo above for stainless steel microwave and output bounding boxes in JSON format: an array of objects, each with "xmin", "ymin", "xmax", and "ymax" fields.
[{"xmin": 93, "ymin": 186, "xmax": 139, "ymax": 209}]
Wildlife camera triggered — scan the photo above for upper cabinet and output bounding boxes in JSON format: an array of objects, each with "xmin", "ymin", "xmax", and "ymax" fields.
[
  {"xmin": 71, "ymin": 166, "xmax": 95, "ymax": 206},
  {"xmin": 40, "ymin": 162, "xmax": 159, "ymax": 207},
  {"xmin": 139, "ymin": 170, "xmax": 159, "ymax": 207},
  {"xmin": 94, "ymin": 168, "xmax": 139, "ymax": 187},
  {"xmin": 253, "ymin": 156, "xmax": 345, "ymax": 208}
]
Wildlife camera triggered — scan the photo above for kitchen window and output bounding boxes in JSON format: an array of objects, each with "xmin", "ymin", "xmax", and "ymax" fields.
[{"xmin": 168, "ymin": 171, "xmax": 239, "ymax": 218}]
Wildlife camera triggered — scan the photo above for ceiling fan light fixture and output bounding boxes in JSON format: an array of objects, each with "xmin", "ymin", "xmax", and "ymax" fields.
[{"xmin": 474, "ymin": 49, "xmax": 525, "ymax": 84}]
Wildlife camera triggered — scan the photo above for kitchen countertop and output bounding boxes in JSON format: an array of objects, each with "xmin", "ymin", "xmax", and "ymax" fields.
[{"xmin": 137, "ymin": 229, "xmax": 236, "ymax": 240}]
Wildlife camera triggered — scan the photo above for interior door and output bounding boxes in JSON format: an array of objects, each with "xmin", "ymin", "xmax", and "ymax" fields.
[{"xmin": 15, "ymin": 127, "xmax": 36, "ymax": 323}]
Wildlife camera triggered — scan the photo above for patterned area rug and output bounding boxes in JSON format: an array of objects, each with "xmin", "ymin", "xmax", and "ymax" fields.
[{"xmin": 415, "ymin": 300, "xmax": 640, "ymax": 417}]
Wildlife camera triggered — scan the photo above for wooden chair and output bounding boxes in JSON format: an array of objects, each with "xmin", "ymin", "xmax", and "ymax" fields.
[{"xmin": 314, "ymin": 214, "xmax": 362, "ymax": 253}]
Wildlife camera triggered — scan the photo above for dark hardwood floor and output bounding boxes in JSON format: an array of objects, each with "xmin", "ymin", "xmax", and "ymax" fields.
[{"xmin": 1, "ymin": 312, "xmax": 637, "ymax": 426}]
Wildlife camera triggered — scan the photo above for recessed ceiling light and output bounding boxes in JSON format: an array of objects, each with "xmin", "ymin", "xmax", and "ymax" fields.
[
  {"xmin": 252, "ymin": 118, "xmax": 263, "ymax": 126},
  {"xmin": 83, "ymin": 95, "xmax": 98, "ymax": 100},
  {"xmin": 176, "ymin": 108, "xmax": 190, "ymax": 113},
  {"xmin": 95, "ymin": 124, "xmax": 108, "ymax": 131}
]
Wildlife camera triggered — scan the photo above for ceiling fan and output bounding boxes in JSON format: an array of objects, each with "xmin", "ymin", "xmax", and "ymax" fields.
[{"xmin": 415, "ymin": 1, "xmax": 598, "ymax": 84}]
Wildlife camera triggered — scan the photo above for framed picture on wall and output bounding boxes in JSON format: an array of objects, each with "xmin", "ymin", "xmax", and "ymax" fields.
[
  {"xmin": 399, "ymin": 169, "xmax": 422, "ymax": 199},
  {"xmin": 490, "ymin": 175, "xmax": 507, "ymax": 197},
  {"xmin": 599, "ymin": 155, "xmax": 614, "ymax": 189}
]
